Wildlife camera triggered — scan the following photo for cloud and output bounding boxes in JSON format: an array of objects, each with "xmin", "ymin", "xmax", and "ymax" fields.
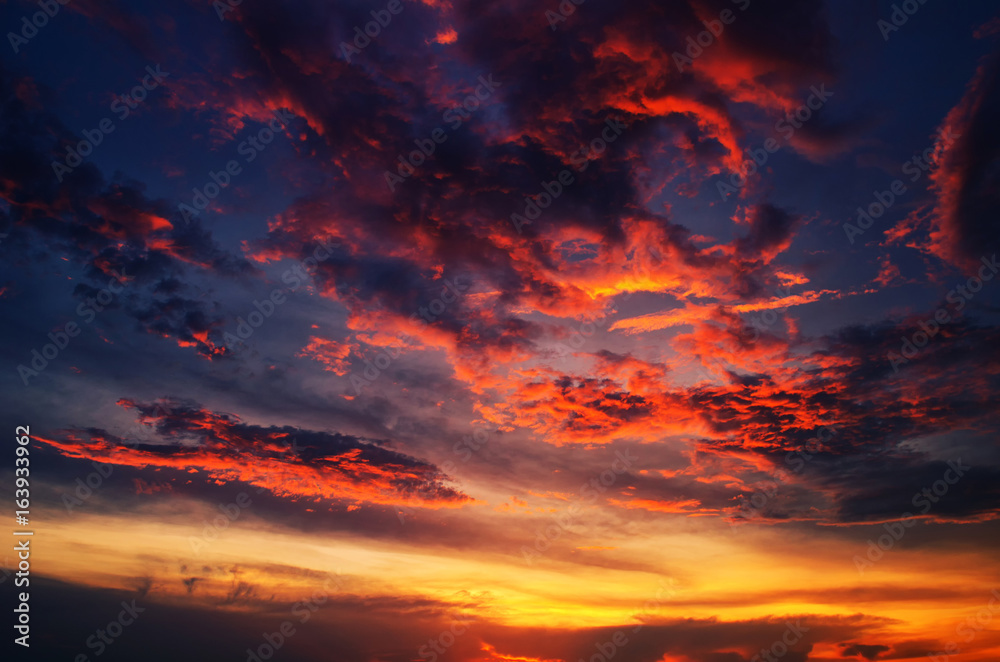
[
  {"xmin": 928, "ymin": 49, "xmax": 1000, "ymax": 269},
  {"xmin": 841, "ymin": 642, "xmax": 891, "ymax": 660},
  {"xmin": 36, "ymin": 398, "xmax": 475, "ymax": 509}
]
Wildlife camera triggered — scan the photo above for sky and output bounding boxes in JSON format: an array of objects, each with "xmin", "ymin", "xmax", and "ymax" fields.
[{"xmin": 1, "ymin": 0, "xmax": 1000, "ymax": 660}]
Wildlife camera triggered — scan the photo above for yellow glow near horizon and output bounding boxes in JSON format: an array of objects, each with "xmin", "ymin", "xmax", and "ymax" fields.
[{"xmin": 29, "ymin": 499, "xmax": 1000, "ymax": 651}]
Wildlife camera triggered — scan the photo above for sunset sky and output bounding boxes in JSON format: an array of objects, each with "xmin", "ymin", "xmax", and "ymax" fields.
[{"xmin": 2, "ymin": 0, "xmax": 1000, "ymax": 660}]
